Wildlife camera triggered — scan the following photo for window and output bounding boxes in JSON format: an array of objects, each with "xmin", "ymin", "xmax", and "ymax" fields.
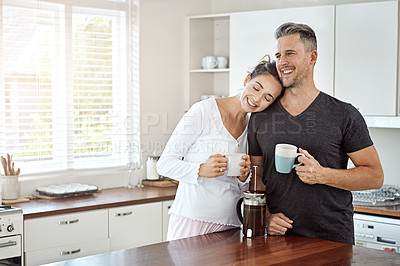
[{"xmin": 0, "ymin": 0, "xmax": 140, "ymax": 175}]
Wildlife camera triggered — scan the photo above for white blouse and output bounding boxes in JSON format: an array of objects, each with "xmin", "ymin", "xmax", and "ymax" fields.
[{"xmin": 156, "ymin": 98, "xmax": 249, "ymax": 226}]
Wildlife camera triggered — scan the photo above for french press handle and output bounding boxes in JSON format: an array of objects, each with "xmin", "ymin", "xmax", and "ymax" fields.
[{"xmin": 236, "ymin": 197, "xmax": 244, "ymax": 224}]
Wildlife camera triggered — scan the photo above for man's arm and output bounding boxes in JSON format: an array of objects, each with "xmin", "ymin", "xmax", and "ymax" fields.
[
  {"xmin": 296, "ymin": 145, "xmax": 384, "ymax": 191},
  {"xmin": 250, "ymin": 155, "xmax": 293, "ymax": 235}
]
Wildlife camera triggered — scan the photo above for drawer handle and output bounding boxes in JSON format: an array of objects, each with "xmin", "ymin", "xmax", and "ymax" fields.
[
  {"xmin": 60, "ymin": 248, "xmax": 81, "ymax": 256},
  {"xmin": 114, "ymin": 211, "xmax": 133, "ymax": 217},
  {"xmin": 58, "ymin": 219, "xmax": 79, "ymax": 225},
  {"xmin": 0, "ymin": 241, "xmax": 17, "ymax": 248}
]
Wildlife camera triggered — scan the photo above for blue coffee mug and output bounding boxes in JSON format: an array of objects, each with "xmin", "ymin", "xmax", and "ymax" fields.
[{"xmin": 275, "ymin": 144, "xmax": 305, "ymax": 174}]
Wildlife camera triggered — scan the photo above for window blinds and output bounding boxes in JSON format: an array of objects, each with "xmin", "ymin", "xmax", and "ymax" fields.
[{"xmin": 0, "ymin": 0, "xmax": 140, "ymax": 174}]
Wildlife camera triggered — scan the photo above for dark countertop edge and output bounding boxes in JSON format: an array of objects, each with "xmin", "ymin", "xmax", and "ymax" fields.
[{"xmin": 22, "ymin": 195, "xmax": 175, "ymax": 219}]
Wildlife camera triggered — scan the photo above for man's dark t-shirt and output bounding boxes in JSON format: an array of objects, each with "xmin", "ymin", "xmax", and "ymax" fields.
[{"xmin": 248, "ymin": 92, "xmax": 373, "ymax": 244}]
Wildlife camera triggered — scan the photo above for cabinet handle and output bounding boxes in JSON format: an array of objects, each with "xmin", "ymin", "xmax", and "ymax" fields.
[
  {"xmin": 60, "ymin": 248, "xmax": 81, "ymax": 256},
  {"xmin": 114, "ymin": 211, "xmax": 133, "ymax": 217},
  {"xmin": 58, "ymin": 219, "xmax": 79, "ymax": 225},
  {"xmin": 0, "ymin": 241, "xmax": 17, "ymax": 248}
]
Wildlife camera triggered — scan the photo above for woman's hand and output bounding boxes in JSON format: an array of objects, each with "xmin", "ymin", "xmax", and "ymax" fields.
[
  {"xmin": 238, "ymin": 155, "xmax": 251, "ymax": 182},
  {"xmin": 198, "ymin": 154, "xmax": 227, "ymax": 178}
]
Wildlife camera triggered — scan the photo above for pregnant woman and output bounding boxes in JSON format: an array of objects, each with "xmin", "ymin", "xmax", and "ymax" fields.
[{"xmin": 157, "ymin": 57, "xmax": 283, "ymax": 240}]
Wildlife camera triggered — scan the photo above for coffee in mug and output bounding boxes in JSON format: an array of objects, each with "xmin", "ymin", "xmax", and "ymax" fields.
[
  {"xmin": 225, "ymin": 153, "xmax": 246, "ymax": 176},
  {"xmin": 275, "ymin": 144, "xmax": 305, "ymax": 174}
]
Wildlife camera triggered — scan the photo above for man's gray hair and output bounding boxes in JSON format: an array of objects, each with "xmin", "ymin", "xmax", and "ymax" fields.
[{"xmin": 275, "ymin": 22, "xmax": 317, "ymax": 52}]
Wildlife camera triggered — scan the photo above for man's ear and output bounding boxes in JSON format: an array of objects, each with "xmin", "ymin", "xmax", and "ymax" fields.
[
  {"xmin": 243, "ymin": 73, "xmax": 251, "ymax": 86},
  {"xmin": 310, "ymin": 50, "xmax": 318, "ymax": 66}
]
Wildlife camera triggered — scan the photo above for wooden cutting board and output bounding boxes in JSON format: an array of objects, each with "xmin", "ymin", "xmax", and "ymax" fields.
[
  {"xmin": 142, "ymin": 179, "xmax": 178, "ymax": 187},
  {"xmin": 2, "ymin": 197, "xmax": 30, "ymax": 204}
]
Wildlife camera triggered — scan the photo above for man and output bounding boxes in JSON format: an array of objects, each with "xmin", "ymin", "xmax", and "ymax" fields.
[{"xmin": 248, "ymin": 22, "xmax": 383, "ymax": 244}]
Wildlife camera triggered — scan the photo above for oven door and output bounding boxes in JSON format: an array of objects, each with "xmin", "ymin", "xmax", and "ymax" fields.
[{"xmin": 0, "ymin": 235, "xmax": 22, "ymax": 265}]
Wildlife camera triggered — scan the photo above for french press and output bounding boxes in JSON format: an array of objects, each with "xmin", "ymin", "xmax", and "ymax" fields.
[{"xmin": 236, "ymin": 165, "xmax": 267, "ymax": 238}]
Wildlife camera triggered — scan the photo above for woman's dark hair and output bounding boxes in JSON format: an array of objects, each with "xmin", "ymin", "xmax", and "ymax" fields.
[{"xmin": 248, "ymin": 54, "xmax": 283, "ymax": 89}]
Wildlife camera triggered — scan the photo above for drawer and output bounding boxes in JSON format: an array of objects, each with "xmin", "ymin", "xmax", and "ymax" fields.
[
  {"xmin": 24, "ymin": 209, "xmax": 108, "ymax": 252},
  {"xmin": 0, "ymin": 235, "xmax": 21, "ymax": 260},
  {"xmin": 109, "ymin": 202, "xmax": 162, "ymax": 251},
  {"xmin": 25, "ymin": 238, "xmax": 110, "ymax": 266}
]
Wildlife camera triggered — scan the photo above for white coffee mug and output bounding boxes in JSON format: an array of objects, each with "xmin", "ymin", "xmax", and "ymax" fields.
[
  {"xmin": 225, "ymin": 153, "xmax": 246, "ymax": 176},
  {"xmin": 201, "ymin": 56, "xmax": 217, "ymax": 69},
  {"xmin": 275, "ymin": 144, "xmax": 305, "ymax": 174},
  {"xmin": 216, "ymin": 56, "xmax": 228, "ymax": 69}
]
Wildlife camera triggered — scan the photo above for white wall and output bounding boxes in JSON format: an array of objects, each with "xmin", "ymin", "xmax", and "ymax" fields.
[
  {"xmin": 140, "ymin": 0, "xmax": 399, "ymax": 186},
  {"xmin": 139, "ymin": 0, "xmax": 212, "ymax": 161},
  {"xmin": 369, "ymin": 129, "xmax": 400, "ymax": 186}
]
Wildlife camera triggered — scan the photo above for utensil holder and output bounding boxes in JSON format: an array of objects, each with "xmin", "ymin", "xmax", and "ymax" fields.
[{"xmin": 2, "ymin": 175, "xmax": 20, "ymax": 200}]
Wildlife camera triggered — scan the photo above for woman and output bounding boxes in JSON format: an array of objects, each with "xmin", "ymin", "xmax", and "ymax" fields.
[{"xmin": 157, "ymin": 58, "xmax": 283, "ymax": 241}]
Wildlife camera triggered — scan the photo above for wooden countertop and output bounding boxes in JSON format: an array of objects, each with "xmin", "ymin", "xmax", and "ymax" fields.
[
  {"xmin": 354, "ymin": 205, "xmax": 400, "ymax": 218},
  {"xmin": 10, "ymin": 186, "xmax": 400, "ymax": 219},
  {"xmin": 12, "ymin": 187, "xmax": 177, "ymax": 219},
  {"xmin": 45, "ymin": 228, "xmax": 400, "ymax": 266}
]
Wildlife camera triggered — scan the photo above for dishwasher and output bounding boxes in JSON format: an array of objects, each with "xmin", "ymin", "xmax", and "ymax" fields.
[{"xmin": 352, "ymin": 185, "xmax": 400, "ymax": 253}]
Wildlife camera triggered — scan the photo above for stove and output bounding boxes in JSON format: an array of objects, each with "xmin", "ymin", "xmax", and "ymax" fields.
[
  {"xmin": 0, "ymin": 205, "xmax": 23, "ymax": 265},
  {"xmin": 352, "ymin": 185, "xmax": 400, "ymax": 207}
]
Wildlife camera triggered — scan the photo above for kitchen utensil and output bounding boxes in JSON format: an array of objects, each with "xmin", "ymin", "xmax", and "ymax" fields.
[
  {"xmin": 6, "ymin": 154, "xmax": 12, "ymax": 175},
  {"xmin": 237, "ymin": 187, "xmax": 267, "ymax": 237},
  {"xmin": 0, "ymin": 157, "xmax": 8, "ymax": 176}
]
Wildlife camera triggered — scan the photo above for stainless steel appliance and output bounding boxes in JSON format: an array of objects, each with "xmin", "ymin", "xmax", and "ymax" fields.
[
  {"xmin": 0, "ymin": 205, "xmax": 23, "ymax": 265},
  {"xmin": 354, "ymin": 213, "xmax": 400, "ymax": 253}
]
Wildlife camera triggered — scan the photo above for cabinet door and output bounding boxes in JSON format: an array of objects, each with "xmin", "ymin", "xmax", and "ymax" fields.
[
  {"xmin": 335, "ymin": 1, "xmax": 398, "ymax": 116},
  {"xmin": 109, "ymin": 202, "xmax": 162, "ymax": 251},
  {"xmin": 162, "ymin": 200, "xmax": 173, "ymax": 241},
  {"xmin": 25, "ymin": 238, "xmax": 110, "ymax": 266},
  {"xmin": 24, "ymin": 209, "xmax": 108, "ymax": 252},
  {"xmin": 230, "ymin": 6, "xmax": 335, "ymax": 96}
]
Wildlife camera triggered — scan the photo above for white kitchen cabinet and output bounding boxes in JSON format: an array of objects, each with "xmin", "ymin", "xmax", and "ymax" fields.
[
  {"xmin": 162, "ymin": 200, "xmax": 173, "ymax": 241},
  {"xmin": 335, "ymin": 1, "xmax": 398, "ymax": 116},
  {"xmin": 229, "ymin": 6, "xmax": 335, "ymax": 97},
  {"xmin": 24, "ymin": 209, "xmax": 109, "ymax": 266},
  {"xmin": 25, "ymin": 239, "xmax": 110, "ymax": 266},
  {"xmin": 109, "ymin": 202, "xmax": 162, "ymax": 251},
  {"xmin": 185, "ymin": 14, "xmax": 230, "ymax": 110}
]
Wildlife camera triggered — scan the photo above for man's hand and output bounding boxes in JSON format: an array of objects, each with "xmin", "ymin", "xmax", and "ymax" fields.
[
  {"xmin": 198, "ymin": 154, "xmax": 227, "ymax": 178},
  {"xmin": 295, "ymin": 148, "xmax": 325, "ymax": 185},
  {"xmin": 267, "ymin": 213, "xmax": 293, "ymax": 235}
]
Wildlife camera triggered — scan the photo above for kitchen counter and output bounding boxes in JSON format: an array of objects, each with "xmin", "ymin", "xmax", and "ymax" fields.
[
  {"xmin": 12, "ymin": 186, "xmax": 177, "ymax": 219},
  {"xmin": 354, "ymin": 205, "xmax": 400, "ymax": 218},
  {"xmin": 45, "ymin": 228, "xmax": 400, "ymax": 266},
  {"xmin": 11, "ymin": 186, "xmax": 400, "ymax": 219}
]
